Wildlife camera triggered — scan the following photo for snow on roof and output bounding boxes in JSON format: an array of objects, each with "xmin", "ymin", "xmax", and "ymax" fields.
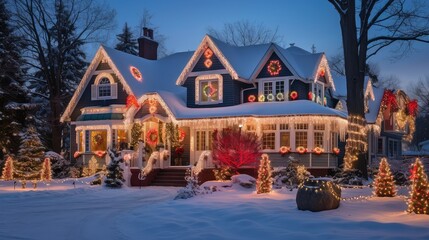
[
  {"xmin": 102, "ymin": 46, "xmax": 193, "ymax": 98},
  {"xmin": 366, "ymin": 85, "xmax": 384, "ymax": 123},
  {"xmin": 209, "ymin": 36, "xmax": 270, "ymax": 80},
  {"xmin": 278, "ymin": 46, "xmax": 323, "ymax": 80},
  {"xmin": 158, "ymin": 92, "xmax": 347, "ymax": 119}
]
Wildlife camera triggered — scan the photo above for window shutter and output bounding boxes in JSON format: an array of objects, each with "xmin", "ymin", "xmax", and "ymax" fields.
[
  {"xmin": 111, "ymin": 83, "xmax": 118, "ymax": 99},
  {"xmin": 91, "ymin": 85, "xmax": 97, "ymax": 100}
]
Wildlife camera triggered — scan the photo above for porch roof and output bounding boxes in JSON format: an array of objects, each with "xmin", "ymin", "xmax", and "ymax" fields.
[{"xmin": 76, "ymin": 113, "xmax": 124, "ymax": 121}]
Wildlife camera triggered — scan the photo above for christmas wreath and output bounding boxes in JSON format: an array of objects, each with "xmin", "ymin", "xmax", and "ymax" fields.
[
  {"xmin": 178, "ymin": 128, "xmax": 186, "ymax": 142},
  {"xmin": 279, "ymin": 146, "xmax": 290, "ymax": 156},
  {"xmin": 313, "ymin": 147, "xmax": 324, "ymax": 155},
  {"xmin": 296, "ymin": 146, "xmax": 307, "ymax": 154},
  {"xmin": 93, "ymin": 134, "xmax": 103, "ymax": 146},
  {"xmin": 146, "ymin": 129, "xmax": 158, "ymax": 146},
  {"xmin": 332, "ymin": 147, "xmax": 340, "ymax": 155}
]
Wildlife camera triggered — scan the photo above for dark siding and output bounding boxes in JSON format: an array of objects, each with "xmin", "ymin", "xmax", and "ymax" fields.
[
  {"xmin": 134, "ymin": 100, "xmax": 168, "ymax": 119},
  {"xmin": 70, "ymin": 73, "xmax": 128, "ymax": 121},
  {"xmin": 256, "ymin": 52, "xmax": 293, "ymax": 78},
  {"xmin": 325, "ymin": 89, "xmax": 338, "ymax": 108},
  {"xmin": 96, "ymin": 62, "xmax": 111, "ymax": 71},
  {"xmin": 184, "ymin": 74, "xmax": 252, "ymax": 108},
  {"xmin": 192, "ymin": 49, "xmax": 224, "ymax": 72},
  {"xmin": 243, "ymin": 88, "xmax": 258, "ymax": 103},
  {"xmin": 289, "ymin": 79, "xmax": 310, "ymax": 101}
]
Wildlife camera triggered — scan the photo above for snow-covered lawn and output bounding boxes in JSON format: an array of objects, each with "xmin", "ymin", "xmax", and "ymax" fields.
[{"xmin": 0, "ymin": 180, "xmax": 428, "ymax": 240}]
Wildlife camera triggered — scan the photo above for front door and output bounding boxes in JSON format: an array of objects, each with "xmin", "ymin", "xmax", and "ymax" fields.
[{"xmin": 194, "ymin": 130, "xmax": 213, "ymax": 167}]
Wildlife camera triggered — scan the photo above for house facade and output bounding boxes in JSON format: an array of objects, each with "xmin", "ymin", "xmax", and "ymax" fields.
[{"xmin": 61, "ymin": 29, "xmax": 416, "ymax": 185}]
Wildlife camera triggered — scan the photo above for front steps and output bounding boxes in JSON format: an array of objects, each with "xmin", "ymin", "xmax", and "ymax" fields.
[{"xmin": 150, "ymin": 168, "xmax": 187, "ymax": 187}]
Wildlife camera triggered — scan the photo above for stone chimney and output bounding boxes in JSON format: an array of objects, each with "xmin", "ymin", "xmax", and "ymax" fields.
[{"xmin": 138, "ymin": 27, "xmax": 158, "ymax": 60}]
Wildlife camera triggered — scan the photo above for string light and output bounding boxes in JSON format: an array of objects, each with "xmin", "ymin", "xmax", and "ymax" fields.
[
  {"xmin": 373, "ymin": 157, "xmax": 396, "ymax": 197},
  {"xmin": 129, "ymin": 66, "xmax": 142, "ymax": 81},
  {"xmin": 256, "ymin": 154, "xmax": 272, "ymax": 194},
  {"xmin": 248, "ymin": 95, "xmax": 256, "ymax": 102},
  {"xmin": 407, "ymin": 158, "xmax": 429, "ymax": 214},
  {"xmin": 267, "ymin": 60, "xmax": 282, "ymax": 76}
]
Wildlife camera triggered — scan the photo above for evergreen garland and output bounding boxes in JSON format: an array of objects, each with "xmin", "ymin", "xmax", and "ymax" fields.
[{"xmin": 131, "ymin": 123, "xmax": 142, "ymax": 149}]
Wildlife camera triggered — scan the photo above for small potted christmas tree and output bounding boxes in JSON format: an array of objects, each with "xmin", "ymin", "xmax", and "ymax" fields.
[
  {"xmin": 373, "ymin": 158, "xmax": 396, "ymax": 197},
  {"xmin": 407, "ymin": 158, "xmax": 429, "ymax": 214},
  {"xmin": 256, "ymin": 154, "xmax": 272, "ymax": 194}
]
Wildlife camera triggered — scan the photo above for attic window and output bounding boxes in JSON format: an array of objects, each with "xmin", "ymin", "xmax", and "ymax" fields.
[
  {"xmin": 195, "ymin": 74, "xmax": 223, "ymax": 105},
  {"xmin": 91, "ymin": 73, "xmax": 118, "ymax": 100}
]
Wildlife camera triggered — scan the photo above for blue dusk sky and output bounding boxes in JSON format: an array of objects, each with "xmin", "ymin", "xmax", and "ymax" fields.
[{"xmin": 94, "ymin": 0, "xmax": 429, "ymax": 90}]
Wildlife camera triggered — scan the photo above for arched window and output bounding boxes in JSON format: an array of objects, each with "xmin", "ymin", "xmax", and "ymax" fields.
[{"xmin": 91, "ymin": 73, "xmax": 118, "ymax": 100}]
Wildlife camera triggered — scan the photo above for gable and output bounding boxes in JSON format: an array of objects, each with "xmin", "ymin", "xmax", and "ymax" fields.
[
  {"xmin": 256, "ymin": 52, "xmax": 293, "ymax": 78},
  {"xmin": 134, "ymin": 98, "xmax": 169, "ymax": 118},
  {"xmin": 192, "ymin": 47, "xmax": 225, "ymax": 72},
  {"xmin": 96, "ymin": 61, "xmax": 111, "ymax": 71}
]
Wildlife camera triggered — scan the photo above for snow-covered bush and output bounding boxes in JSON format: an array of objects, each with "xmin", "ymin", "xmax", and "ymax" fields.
[
  {"xmin": 231, "ymin": 174, "xmax": 256, "ymax": 188},
  {"xmin": 104, "ymin": 149, "xmax": 125, "ymax": 188},
  {"xmin": 332, "ymin": 168, "xmax": 364, "ymax": 186},
  {"xmin": 272, "ymin": 156, "xmax": 311, "ymax": 189},
  {"xmin": 175, "ymin": 168, "xmax": 213, "ymax": 200}
]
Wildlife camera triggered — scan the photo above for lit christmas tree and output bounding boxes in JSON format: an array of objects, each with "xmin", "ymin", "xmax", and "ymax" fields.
[
  {"xmin": 373, "ymin": 157, "xmax": 396, "ymax": 197},
  {"xmin": 40, "ymin": 158, "xmax": 52, "ymax": 181},
  {"xmin": 407, "ymin": 158, "xmax": 429, "ymax": 214},
  {"xmin": 15, "ymin": 126, "xmax": 45, "ymax": 180},
  {"xmin": 104, "ymin": 149, "xmax": 125, "ymax": 188},
  {"xmin": 1, "ymin": 156, "xmax": 14, "ymax": 180},
  {"xmin": 256, "ymin": 154, "xmax": 272, "ymax": 194},
  {"xmin": 82, "ymin": 156, "xmax": 99, "ymax": 176}
]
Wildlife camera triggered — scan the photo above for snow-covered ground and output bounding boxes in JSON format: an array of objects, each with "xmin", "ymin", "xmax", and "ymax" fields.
[{"xmin": 0, "ymin": 179, "xmax": 428, "ymax": 240}]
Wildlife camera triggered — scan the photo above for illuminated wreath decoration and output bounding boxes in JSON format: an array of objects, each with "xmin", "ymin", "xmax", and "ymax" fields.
[
  {"xmin": 296, "ymin": 146, "xmax": 307, "ymax": 154},
  {"xmin": 313, "ymin": 147, "xmax": 324, "ymax": 155},
  {"xmin": 178, "ymin": 128, "xmax": 186, "ymax": 142},
  {"xmin": 146, "ymin": 129, "xmax": 158, "ymax": 146},
  {"xmin": 248, "ymin": 95, "xmax": 256, "ymax": 102},
  {"xmin": 290, "ymin": 91, "xmax": 298, "ymax": 100},
  {"xmin": 258, "ymin": 94, "xmax": 265, "ymax": 102},
  {"xmin": 308, "ymin": 92, "xmax": 313, "ymax": 100},
  {"xmin": 203, "ymin": 83, "xmax": 217, "ymax": 98},
  {"xmin": 332, "ymin": 147, "xmax": 340, "ymax": 155},
  {"xmin": 130, "ymin": 66, "xmax": 142, "ymax": 81},
  {"xmin": 276, "ymin": 92, "xmax": 284, "ymax": 101},
  {"xmin": 279, "ymin": 146, "xmax": 290, "ymax": 156},
  {"xmin": 93, "ymin": 134, "xmax": 103, "ymax": 146},
  {"xmin": 149, "ymin": 105, "xmax": 157, "ymax": 114},
  {"xmin": 204, "ymin": 48, "xmax": 213, "ymax": 58},
  {"xmin": 267, "ymin": 60, "xmax": 282, "ymax": 76},
  {"xmin": 319, "ymin": 68, "xmax": 325, "ymax": 78},
  {"xmin": 204, "ymin": 59, "xmax": 213, "ymax": 68},
  {"xmin": 267, "ymin": 93, "xmax": 275, "ymax": 102}
]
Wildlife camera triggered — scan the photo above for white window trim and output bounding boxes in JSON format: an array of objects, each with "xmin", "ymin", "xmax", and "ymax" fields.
[
  {"xmin": 376, "ymin": 137, "xmax": 386, "ymax": 155},
  {"xmin": 257, "ymin": 78, "xmax": 289, "ymax": 102},
  {"xmin": 195, "ymin": 74, "xmax": 223, "ymax": 105},
  {"xmin": 261, "ymin": 124, "xmax": 276, "ymax": 150},
  {"xmin": 312, "ymin": 82, "xmax": 325, "ymax": 105},
  {"xmin": 91, "ymin": 72, "xmax": 118, "ymax": 100}
]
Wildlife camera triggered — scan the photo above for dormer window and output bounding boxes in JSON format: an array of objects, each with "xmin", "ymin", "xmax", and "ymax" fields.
[
  {"xmin": 195, "ymin": 74, "xmax": 223, "ymax": 105},
  {"xmin": 91, "ymin": 73, "xmax": 118, "ymax": 100},
  {"xmin": 312, "ymin": 82, "xmax": 324, "ymax": 105}
]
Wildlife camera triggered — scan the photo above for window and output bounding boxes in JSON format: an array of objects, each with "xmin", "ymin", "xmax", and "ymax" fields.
[
  {"xmin": 98, "ymin": 78, "xmax": 111, "ymax": 97},
  {"xmin": 200, "ymin": 80, "xmax": 219, "ymax": 102},
  {"xmin": 116, "ymin": 129, "xmax": 128, "ymax": 150},
  {"xmin": 78, "ymin": 131, "xmax": 84, "ymax": 152},
  {"xmin": 90, "ymin": 130, "xmax": 107, "ymax": 152},
  {"xmin": 388, "ymin": 139, "xmax": 399, "ymax": 158},
  {"xmin": 195, "ymin": 74, "xmax": 223, "ymax": 104},
  {"xmin": 279, "ymin": 123, "xmax": 290, "ymax": 147},
  {"xmin": 91, "ymin": 73, "xmax": 118, "ymax": 100},
  {"xmin": 377, "ymin": 137, "xmax": 385, "ymax": 155},
  {"xmin": 261, "ymin": 80, "xmax": 286, "ymax": 101},
  {"xmin": 295, "ymin": 123, "xmax": 308, "ymax": 148},
  {"xmin": 196, "ymin": 130, "xmax": 213, "ymax": 151},
  {"xmin": 331, "ymin": 132, "xmax": 338, "ymax": 149},
  {"xmin": 262, "ymin": 124, "xmax": 276, "ymax": 150},
  {"xmin": 313, "ymin": 82, "xmax": 324, "ymax": 105},
  {"xmin": 313, "ymin": 124, "xmax": 325, "ymax": 149}
]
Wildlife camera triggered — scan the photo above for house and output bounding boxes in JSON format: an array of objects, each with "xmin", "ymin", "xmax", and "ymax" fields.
[{"xmin": 61, "ymin": 28, "xmax": 416, "ymax": 185}]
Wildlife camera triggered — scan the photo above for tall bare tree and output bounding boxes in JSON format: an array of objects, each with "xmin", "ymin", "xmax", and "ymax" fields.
[
  {"xmin": 13, "ymin": 0, "xmax": 115, "ymax": 153},
  {"xmin": 208, "ymin": 20, "xmax": 283, "ymax": 46},
  {"xmin": 328, "ymin": 0, "xmax": 429, "ymax": 177},
  {"xmin": 137, "ymin": 8, "xmax": 169, "ymax": 58}
]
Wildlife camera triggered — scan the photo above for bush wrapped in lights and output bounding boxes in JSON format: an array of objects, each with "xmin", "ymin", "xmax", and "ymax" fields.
[
  {"xmin": 1, "ymin": 156, "xmax": 14, "ymax": 180},
  {"xmin": 373, "ymin": 158, "xmax": 396, "ymax": 197},
  {"xmin": 256, "ymin": 154, "xmax": 272, "ymax": 194},
  {"xmin": 407, "ymin": 158, "xmax": 429, "ymax": 214}
]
